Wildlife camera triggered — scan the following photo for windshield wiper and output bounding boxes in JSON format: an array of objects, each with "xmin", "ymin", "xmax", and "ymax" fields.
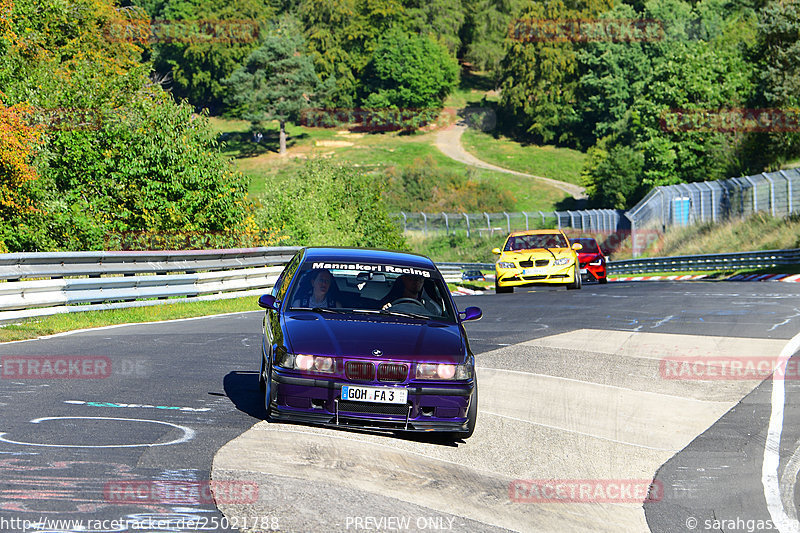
[
  {"xmin": 292, "ymin": 307, "xmax": 350, "ymax": 314},
  {"xmin": 379, "ymin": 309, "xmax": 431, "ymax": 320}
]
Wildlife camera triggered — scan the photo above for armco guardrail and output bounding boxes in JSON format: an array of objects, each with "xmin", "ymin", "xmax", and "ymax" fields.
[
  {"xmin": 0, "ymin": 247, "xmax": 301, "ymax": 323},
  {"xmin": 608, "ymin": 248, "xmax": 800, "ymax": 274},
  {"xmin": 440, "ymin": 249, "xmax": 800, "ymax": 277}
]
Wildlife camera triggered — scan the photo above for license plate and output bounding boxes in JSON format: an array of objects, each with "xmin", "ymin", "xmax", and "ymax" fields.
[
  {"xmin": 580, "ymin": 268, "xmax": 587, "ymax": 274},
  {"xmin": 341, "ymin": 385, "xmax": 407, "ymax": 404},
  {"xmin": 523, "ymin": 268, "xmax": 548, "ymax": 276}
]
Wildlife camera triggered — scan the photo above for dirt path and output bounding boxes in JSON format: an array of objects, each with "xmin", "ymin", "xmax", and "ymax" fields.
[{"xmin": 435, "ymin": 121, "xmax": 587, "ymax": 200}]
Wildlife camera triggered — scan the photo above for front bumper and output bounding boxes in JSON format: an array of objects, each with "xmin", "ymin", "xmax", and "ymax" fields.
[
  {"xmin": 495, "ymin": 263, "xmax": 577, "ymax": 287},
  {"xmin": 580, "ymin": 263, "xmax": 607, "ymax": 281},
  {"xmin": 269, "ymin": 371, "xmax": 474, "ymax": 433}
]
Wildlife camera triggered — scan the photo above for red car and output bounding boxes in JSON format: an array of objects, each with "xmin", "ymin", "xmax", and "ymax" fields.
[{"xmin": 571, "ymin": 237, "xmax": 608, "ymax": 284}]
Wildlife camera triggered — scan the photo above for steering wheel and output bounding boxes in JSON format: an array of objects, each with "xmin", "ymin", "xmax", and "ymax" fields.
[{"xmin": 388, "ymin": 297, "xmax": 425, "ymax": 308}]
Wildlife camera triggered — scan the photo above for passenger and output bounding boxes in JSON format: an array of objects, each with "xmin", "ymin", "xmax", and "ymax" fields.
[{"xmin": 292, "ymin": 269, "xmax": 341, "ymax": 308}]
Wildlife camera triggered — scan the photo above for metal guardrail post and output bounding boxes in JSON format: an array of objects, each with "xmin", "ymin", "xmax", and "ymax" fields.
[
  {"xmin": 463, "ymin": 213, "xmax": 470, "ymax": 237},
  {"xmin": 442, "ymin": 212, "xmax": 449, "ymax": 234},
  {"xmin": 420, "ymin": 212, "xmax": 427, "ymax": 237},
  {"xmin": 504, "ymin": 212, "xmax": 510, "ymax": 233},
  {"xmin": 400, "ymin": 212, "xmax": 407, "ymax": 233},
  {"xmin": 484, "ymin": 212, "xmax": 490, "ymax": 234}
]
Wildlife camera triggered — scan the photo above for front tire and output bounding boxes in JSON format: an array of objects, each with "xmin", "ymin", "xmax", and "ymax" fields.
[
  {"xmin": 495, "ymin": 280, "xmax": 513, "ymax": 293},
  {"xmin": 261, "ymin": 354, "xmax": 275, "ymax": 420},
  {"xmin": 463, "ymin": 381, "xmax": 478, "ymax": 439},
  {"xmin": 567, "ymin": 265, "xmax": 582, "ymax": 290}
]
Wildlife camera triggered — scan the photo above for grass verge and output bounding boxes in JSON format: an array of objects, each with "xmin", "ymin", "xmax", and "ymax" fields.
[{"xmin": 0, "ymin": 297, "xmax": 261, "ymax": 343}]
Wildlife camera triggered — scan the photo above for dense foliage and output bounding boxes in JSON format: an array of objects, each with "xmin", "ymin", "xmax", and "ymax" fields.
[
  {"xmin": 258, "ymin": 160, "xmax": 407, "ymax": 249},
  {"xmin": 5, "ymin": 0, "xmax": 800, "ymax": 253},
  {"xmin": 0, "ymin": 0, "xmax": 269, "ymax": 251},
  {"xmin": 384, "ymin": 156, "xmax": 515, "ymax": 212}
]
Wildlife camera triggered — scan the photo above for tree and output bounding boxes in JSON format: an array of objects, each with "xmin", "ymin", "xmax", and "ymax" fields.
[
  {"xmin": 581, "ymin": 140, "xmax": 645, "ymax": 209},
  {"xmin": 358, "ymin": 30, "xmax": 459, "ymax": 111},
  {"xmin": 497, "ymin": 0, "xmax": 613, "ymax": 144},
  {"xmin": 135, "ymin": 0, "xmax": 275, "ymax": 112},
  {"xmin": 0, "ymin": 0, "xmax": 258, "ymax": 252},
  {"xmin": 226, "ymin": 17, "xmax": 323, "ymax": 154},
  {"xmin": 747, "ymin": 0, "xmax": 800, "ymax": 168},
  {"xmin": 461, "ymin": 0, "xmax": 526, "ymax": 75},
  {"xmin": 0, "ymin": 101, "xmax": 40, "ymax": 229},
  {"xmin": 298, "ymin": 0, "xmax": 405, "ymax": 107},
  {"xmin": 404, "ymin": 0, "xmax": 465, "ymax": 55}
]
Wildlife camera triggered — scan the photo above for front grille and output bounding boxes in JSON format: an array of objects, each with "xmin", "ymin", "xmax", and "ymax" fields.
[
  {"xmin": 338, "ymin": 400, "xmax": 408, "ymax": 415},
  {"xmin": 535, "ymin": 259, "xmax": 550, "ymax": 267},
  {"xmin": 345, "ymin": 361, "xmax": 374, "ymax": 381},
  {"xmin": 377, "ymin": 363, "xmax": 408, "ymax": 382},
  {"xmin": 518, "ymin": 260, "xmax": 533, "ymax": 267},
  {"xmin": 522, "ymin": 275, "xmax": 547, "ymax": 280}
]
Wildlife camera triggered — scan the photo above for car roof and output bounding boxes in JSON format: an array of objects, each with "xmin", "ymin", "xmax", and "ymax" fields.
[
  {"xmin": 300, "ymin": 247, "xmax": 436, "ymax": 270},
  {"xmin": 507, "ymin": 229, "xmax": 566, "ymax": 237}
]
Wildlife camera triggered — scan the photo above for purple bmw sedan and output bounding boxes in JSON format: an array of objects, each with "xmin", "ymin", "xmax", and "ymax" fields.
[{"xmin": 257, "ymin": 247, "xmax": 481, "ymax": 440}]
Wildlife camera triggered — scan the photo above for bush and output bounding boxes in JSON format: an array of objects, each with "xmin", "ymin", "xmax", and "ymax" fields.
[
  {"xmin": 258, "ymin": 159, "xmax": 407, "ymax": 250},
  {"xmin": 384, "ymin": 156, "xmax": 515, "ymax": 212}
]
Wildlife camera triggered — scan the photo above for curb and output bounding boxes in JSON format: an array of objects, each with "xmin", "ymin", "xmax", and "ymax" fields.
[{"xmin": 610, "ymin": 273, "xmax": 800, "ymax": 282}]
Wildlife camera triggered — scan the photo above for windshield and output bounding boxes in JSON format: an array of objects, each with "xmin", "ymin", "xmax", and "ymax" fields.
[
  {"xmin": 504, "ymin": 233, "xmax": 568, "ymax": 251},
  {"xmin": 286, "ymin": 261, "xmax": 457, "ymax": 322}
]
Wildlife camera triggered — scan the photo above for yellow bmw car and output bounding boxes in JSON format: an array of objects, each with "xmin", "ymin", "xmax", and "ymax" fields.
[{"xmin": 492, "ymin": 230, "xmax": 583, "ymax": 293}]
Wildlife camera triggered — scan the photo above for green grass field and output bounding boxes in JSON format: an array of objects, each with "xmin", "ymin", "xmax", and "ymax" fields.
[
  {"xmin": 212, "ymin": 117, "xmax": 576, "ymax": 212},
  {"xmin": 461, "ymin": 129, "xmax": 586, "ymax": 186}
]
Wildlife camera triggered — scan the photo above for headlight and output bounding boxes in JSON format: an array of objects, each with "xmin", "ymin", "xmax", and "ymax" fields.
[
  {"xmin": 553, "ymin": 258, "xmax": 570, "ymax": 266},
  {"xmin": 276, "ymin": 352, "xmax": 335, "ymax": 373},
  {"xmin": 416, "ymin": 359, "xmax": 474, "ymax": 380},
  {"xmin": 497, "ymin": 262, "xmax": 516, "ymax": 269}
]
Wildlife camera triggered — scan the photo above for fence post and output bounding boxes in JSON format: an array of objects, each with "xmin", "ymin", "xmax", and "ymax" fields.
[
  {"xmin": 463, "ymin": 213, "xmax": 470, "ymax": 237},
  {"xmin": 504, "ymin": 212, "xmax": 510, "ymax": 233},
  {"xmin": 763, "ymin": 173, "xmax": 776, "ymax": 217},
  {"xmin": 780, "ymin": 170, "xmax": 793, "ymax": 214},
  {"xmin": 400, "ymin": 211, "xmax": 407, "ymax": 233},
  {"xmin": 704, "ymin": 182, "xmax": 716, "ymax": 222},
  {"xmin": 442, "ymin": 212, "xmax": 449, "ymax": 234},
  {"xmin": 539, "ymin": 211, "xmax": 545, "ymax": 226},
  {"xmin": 420, "ymin": 212, "xmax": 427, "ymax": 237},
  {"xmin": 744, "ymin": 176, "xmax": 757, "ymax": 213},
  {"xmin": 555, "ymin": 212, "xmax": 561, "ymax": 229},
  {"xmin": 484, "ymin": 212, "xmax": 491, "ymax": 235},
  {"xmin": 524, "ymin": 212, "xmax": 530, "ymax": 230}
]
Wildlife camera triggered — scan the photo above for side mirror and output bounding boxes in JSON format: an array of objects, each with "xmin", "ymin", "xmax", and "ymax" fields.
[
  {"xmin": 258, "ymin": 294, "xmax": 279, "ymax": 310},
  {"xmin": 459, "ymin": 306, "xmax": 482, "ymax": 322},
  {"xmin": 492, "ymin": 248, "xmax": 501, "ymax": 254},
  {"xmin": 571, "ymin": 243, "xmax": 583, "ymax": 251}
]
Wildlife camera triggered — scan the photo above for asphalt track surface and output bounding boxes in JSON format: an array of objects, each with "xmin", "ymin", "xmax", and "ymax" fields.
[{"xmin": 1, "ymin": 281, "xmax": 799, "ymax": 532}]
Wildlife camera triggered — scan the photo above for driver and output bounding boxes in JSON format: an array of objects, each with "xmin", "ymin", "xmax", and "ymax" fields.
[{"xmin": 383, "ymin": 274, "xmax": 442, "ymax": 315}]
